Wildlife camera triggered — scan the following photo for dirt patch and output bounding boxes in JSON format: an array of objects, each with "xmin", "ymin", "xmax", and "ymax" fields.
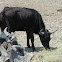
[{"xmin": 0, "ymin": 0, "xmax": 62, "ymax": 62}]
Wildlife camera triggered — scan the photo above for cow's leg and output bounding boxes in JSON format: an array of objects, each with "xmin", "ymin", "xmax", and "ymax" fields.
[
  {"xmin": 31, "ymin": 33, "xmax": 35, "ymax": 52},
  {"xmin": 26, "ymin": 32, "xmax": 30, "ymax": 48}
]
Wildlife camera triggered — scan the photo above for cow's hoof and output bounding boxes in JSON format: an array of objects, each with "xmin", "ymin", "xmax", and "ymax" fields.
[
  {"xmin": 27, "ymin": 45, "xmax": 31, "ymax": 48},
  {"xmin": 45, "ymin": 47, "xmax": 50, "ymax": 50},
  {"xmin": 33, "ymin": 48, "xmax": 36, "ymax": 52}
]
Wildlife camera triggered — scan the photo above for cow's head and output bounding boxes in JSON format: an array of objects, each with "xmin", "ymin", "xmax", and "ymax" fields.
[
  {"xmin": 39, "ymin": 29, "xmax": 51, "ymax": 49},
  {"xmin": 39, "ymin": 29, "xmax": 58, "ymax": 49}
]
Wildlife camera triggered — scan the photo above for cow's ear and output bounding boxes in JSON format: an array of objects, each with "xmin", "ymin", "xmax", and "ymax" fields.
[
  {"xmin": 39, "ymin": 29, "xmax": 44, "ymax": 35},
  {"xmin": 39, "ymin": 32, "xmax": 44, "ymax": 35},
  {"xmin": 45, "ymin": 29, "xmax": 51, "ymax": 35}
]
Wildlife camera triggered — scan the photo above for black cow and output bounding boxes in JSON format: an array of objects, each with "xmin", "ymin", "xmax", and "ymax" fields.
[{"xmin": 0, "ymin": 7, "xmax": 51, "ymax": 51}]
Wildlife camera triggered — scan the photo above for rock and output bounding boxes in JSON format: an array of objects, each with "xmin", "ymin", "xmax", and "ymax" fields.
[
  {"xmin": 0, "ymin": 45, "xmax": 9, "ymax": 62},
  {"xmin": 0, "ymin": 27, "xmax": 34, "ymax": 62},
  {"xmin": 7, "ymin": 44, "xmax": 33, "ymax": 62},
  {"xmin": 2, "ymin": 42, "xmax": 8, "ymax": 50}
]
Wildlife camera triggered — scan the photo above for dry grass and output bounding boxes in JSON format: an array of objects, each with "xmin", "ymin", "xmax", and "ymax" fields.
[{"xmin": 0, "ymin": 0, "xmax": 62, "ymax": 62}]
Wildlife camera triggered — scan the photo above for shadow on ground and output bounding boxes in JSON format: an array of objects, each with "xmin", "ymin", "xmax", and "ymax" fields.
[
  {"xmin": 25, "ymin": 46, "xmax": 58, "ymax": 52},
  {"xmin": 50, "ymin": 47, "xmax": 57, "ymax": 50},
  {"xmin": 25, "ymin": 47, "xmax": 44, "ymax": 52}
]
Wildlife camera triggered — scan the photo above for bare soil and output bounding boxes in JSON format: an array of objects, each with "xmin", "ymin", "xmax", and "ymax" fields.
[{"xmin": 0, "ymin": 0, "xmax": 62, "ymax": 62}]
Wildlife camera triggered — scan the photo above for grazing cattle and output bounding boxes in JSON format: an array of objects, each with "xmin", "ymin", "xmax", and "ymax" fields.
[{"xmin": 0, "ymin": 7, "xmax": 51, "ymax": 51}]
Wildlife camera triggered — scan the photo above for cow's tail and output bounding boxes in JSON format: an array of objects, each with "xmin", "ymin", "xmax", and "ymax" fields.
[{"xmin": 2, "ymin": 11, "xmax": 11, "ymax": 33}]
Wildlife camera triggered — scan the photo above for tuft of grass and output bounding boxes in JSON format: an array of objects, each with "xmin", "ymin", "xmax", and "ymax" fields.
[{"xmin": 31, "ymin": 46, "xmax": 62, "ymax": 62}]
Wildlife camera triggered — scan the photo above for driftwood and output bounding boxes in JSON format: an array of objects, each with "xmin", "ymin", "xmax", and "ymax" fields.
[{"xmin": 0, "ymin": 27, "xmax": 34, "ymax": 62}]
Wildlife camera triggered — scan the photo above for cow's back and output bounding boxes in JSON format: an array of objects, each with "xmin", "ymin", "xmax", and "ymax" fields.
[{"xmin": 1, "ymin": 7, "xmax": 45, "ymax": 33}]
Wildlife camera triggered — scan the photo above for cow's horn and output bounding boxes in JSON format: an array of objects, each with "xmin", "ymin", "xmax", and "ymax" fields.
[
  {"xmin": 39, "ymin": 32, "xmax": 44, "ymax": 35},
  {"xmin": 39, "ymin": 29, "xmax": 44, "ymax": 35},
  {"xmin": 50, "ymin": 28, "xmax": 58, "ymax": 34}
]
